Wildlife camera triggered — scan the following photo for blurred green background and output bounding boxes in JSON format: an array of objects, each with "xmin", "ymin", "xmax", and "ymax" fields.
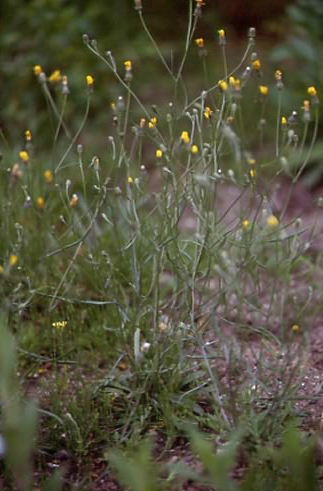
[{"xmin": 1, "ymin": 0, "xmax": 322, "ymax": 145}]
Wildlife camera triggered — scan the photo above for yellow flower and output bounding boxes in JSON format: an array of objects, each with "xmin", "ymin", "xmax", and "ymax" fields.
[
  {"xmin": 25, "ymin": 129, "xmax": 32, "ymax": 141},
  {"xmin": 218, "ymin": 29, "xmax": 225, "ymax": 42},
  {"xmin": 275, "ymin": 69, "xmax": 282, "ymax": 81},
  {"xmin": 218, "ymin": 79, "xmax": 228, "ymax": 91},
  {"xmin": 252, "ymin": 59, "xmax": 261, "ymax": 71},
  {"xmin": 9, "ymin": 255, "xmax": 19, "ymax": 267},
  {"xmin": 195, "ymin": 38, "xmax": 205, "ymax": 48},
  {"xmin": 259, "ymin": 85, "xmax": 269, "ymax": 96},
  {"xmin": 19, "ymin": 150, "xmax": 29, "ymax": 163},
  {"xmin": 48, "ymin": 69, "xmax": 62, "ymax": 83},
  {"xmin": 247, "ymin": 158, "xmax": 256, "ymax": 165},
  {"xmin": 36, "ymin": 196, "xmax": 46, "ymax": 209},
  {"xmin": 266, "ymin": 215, "xmax": 279, "ymax": 228},
  {"xmin": 127, "ymin": 176, "xmax": 134, "ymax": 184},
  {"xmin": 191, "ymin": 144, "xmax": 199, "ymax": 154},
  {"xmin": 242, "ymin": 219, "xmax": 251, "ymax": 230},
  {"xmin": 124, "ymin": 60, "xmax": 132, "ymax": 71},
  {"xmin": 180, "ymin": 131, "xmax": 190, "ymax": 144},
  {"xmin": 0, "ymin": 265, "xmax": 4, "ymax": 274},
  {"xmin": 148, "ymin": 117, "xmax": 158, "ymax": 128},
  {"xmin": 86, "ymin": 75, "xmax": 95, "ymax": 86},
  {"xmin": 291, "ymin": 324, "xmax": 300, "ymax": 333},
  {"xmin": 281, "ymin": 116, "xmax": 287, "ymax": 125},
  {"xmin": 156, "ymin": 149, "xmax": 163, "ymax": 158},
  {"xmin": 307, "ymin": 86, "xmax": 317, "ymax": 97},
  {"xmin": 33, "ymin": 65, "xmax": 43, "ymax": 76},
  {"xmin": 52, "ymin": 321, "xmax": 68, "ymax": 330},
  {"xmin": 249, "ymin": 169, "xmax": 256, "ymax": 178},
  {"xmin": 204, "ymin": 106, "xmax": 213, "ymax": 119},
  {"xmin": 44, "ymin": 169, "xmax": 54, "ymax": 183},
  {"xmin": 69, "ymin": 194, "xmax": 79, "ymax": 208}
]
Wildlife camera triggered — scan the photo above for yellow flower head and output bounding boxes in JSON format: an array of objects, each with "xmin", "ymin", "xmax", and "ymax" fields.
[
  {"xmin": 307, "ymin": 86, "xmax": 317, "ymax": 97},
  {"xmin": 275, "ymin": 69, "xmax": 283, "ymax": 81},
  {"xmin": 36, "ymin": 196, "xmax": 45, "ymax": 209},
  {"xmin": 291, "ymin": 324, "xmax": 300, "ymax": 333},
  {"xmin": 48, "ymin": 69, "xmax": 62, "ymax": 83},
  {"xmin": 191, "ymin": 144, "xmax": 199, "ymax": 154},
  {"xmin": 204, "ymin": 106, "xmax": 213, "ymax": 119},
  {"xmin": 0, "ymin": 265, "xmax": 4, "ymax": 274},
  {"xmin": 19, "ymin": 150, "xmax": 29, "ymax": 163},
  {"xmin": 195, "ymin": 38, "xmax": 205, "ymax": 48},
  {"xmin": 124, "ymin": 60, "xmax": 132, "ymax": 71},
  {"xmin": 25, "ymin": 129, "xmax": 32, "ymax": 141},
  {"xmin": 52, "ymin": 321, "xmax": 68, "ymax": 330},
  {"xmin": 218, "ymin": 29, "xmax": 225, "ymax": 39},
  {"xmin": 44, "ymin": 169, "xmax": 54, "ymax": 184},
  {"xmin": 33, "ymin": 65, "xmax": 43, "ymax": 76},
  {"xmin": 242, "ymin": 219, "xmax": 251, "ymax": 230},
  {"xmin": 127, "ymin": 176, "xmax": 134, "ymax": 184},
  {"xmin": 303, "ymin": 100, "xmax": 310, "ymax": 112},
  {"xmin": 70, "ymin": 193, "xmax": 79, "ymax": 208},
  {"xmin": 259, "ymin": 85, "xmax": 269, "ymax": 96},
  {"xmin": 252, "ymin": 59, "xmax": 261, "ymax": 71},
  {"xmin": 148, "ymin": 117, "xmax": 158, "ymax": 128},
  {"xmin": 9, "ymin": 255, "xmax": 19, "ymax": 267},
  {"xmin": 247, "ymin": 158, "xmax": 256, "ymax": 165},
  {"xmin": 266, "ymin": 215, "xmax": 279, "ymax": 228},
  {"xmin": 180, "ymin": 131, "xmax": 190, "ymax": 144},
  {"xmin": 281, "ymin": 116, "xmax": 287, "ymax": 125},
  {"xmin": 218, "ymin": 79, "xmax": 228, "ymax": 92},
  {"xmin": 249, "ymin": 168, "xmax": 256, "ymax": 178},
  {"xmin": 156, "ymin": 149, "xmax": 163, "ymax": 158},
  {"xmin": 86, "ymin": 75, "xmax": 95, "ymax": 86}
]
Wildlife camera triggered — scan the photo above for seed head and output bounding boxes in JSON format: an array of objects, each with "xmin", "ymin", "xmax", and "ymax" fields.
[
  {"xmin": 69, "ymin": 194, "xmax": 79, "ymax": 208},
  {"xmin": 156, "ymin": 149, "xmax": 163, "ymax": 158}
]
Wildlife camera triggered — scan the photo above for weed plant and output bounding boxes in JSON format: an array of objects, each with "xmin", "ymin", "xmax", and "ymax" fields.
[{"xmin": 0, "ymin": 0, "xmax": 322, "ymax": 489}]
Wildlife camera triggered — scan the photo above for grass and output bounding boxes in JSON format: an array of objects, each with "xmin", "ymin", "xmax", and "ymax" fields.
[{"xmin": 0, "ymin": 1, "xmax": 322, "ymax": 489}]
